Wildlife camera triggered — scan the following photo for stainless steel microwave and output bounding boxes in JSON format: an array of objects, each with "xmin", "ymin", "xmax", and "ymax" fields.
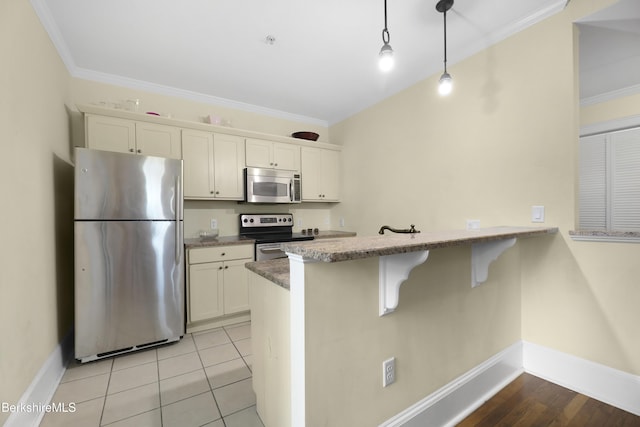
[{"xmin": 244, "ymin": 167, "xmax": 301, "ymax": 204}]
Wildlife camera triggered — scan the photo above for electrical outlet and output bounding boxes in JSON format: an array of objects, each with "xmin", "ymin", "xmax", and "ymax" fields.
[
  {"xmin": 324, "ymin": 216, "xmax": 330, "ymax": 225},
  {"xmin": 340, "ymin": 218, "xmax": 345, "ymax": 227},
  {"xmin": 210, "ymin": 219, "xmax": 218, "ymax": 230},
  {"xmin": 382, "ymin": 357, "xmax": 396, "ymax": 387}
]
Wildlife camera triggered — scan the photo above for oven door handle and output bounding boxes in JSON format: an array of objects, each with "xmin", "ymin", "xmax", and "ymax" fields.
[{"xmin": 259, "ymin": 248, "xmax": 285, "ymax": 253}]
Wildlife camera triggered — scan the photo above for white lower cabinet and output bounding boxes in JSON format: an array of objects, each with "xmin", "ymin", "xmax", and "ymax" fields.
[{"xmin": 186, "ymin": 244, "xmax": 253, "ymax": 332}]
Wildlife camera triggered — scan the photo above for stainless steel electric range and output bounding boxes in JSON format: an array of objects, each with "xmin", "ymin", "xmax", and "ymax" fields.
[{"xmin": 239, "ymin": 213, "xmax": 314, "ymax": 261}]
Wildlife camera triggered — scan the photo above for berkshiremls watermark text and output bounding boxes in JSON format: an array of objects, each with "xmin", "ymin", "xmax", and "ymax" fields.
[{"xmin": 2, "ymin": 401, "xmax": 76, "ymax": 414}]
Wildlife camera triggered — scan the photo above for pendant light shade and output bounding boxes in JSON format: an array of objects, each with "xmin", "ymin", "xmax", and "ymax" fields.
[
  {"xmin": 438, "ymin": 72, "xmax": 452, "ymax": 95},
  {"xmin": 436, "ymin": 0, "xmax": 453, "ymax": 95},
  {"xmin": 379, "ymin": 0, "xmax": 394, "ymax": 72}
]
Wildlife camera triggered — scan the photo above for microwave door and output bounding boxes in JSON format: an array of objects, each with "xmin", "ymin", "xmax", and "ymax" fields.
[{"xmin": 247, "ymin": 175, "xmax": 292, "ymax": 203}]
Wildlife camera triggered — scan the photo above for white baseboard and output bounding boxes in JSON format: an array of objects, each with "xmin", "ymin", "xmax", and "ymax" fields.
[
  {"xmin": 379, "ymin": 342, "xmax": 524, "ymax": 427},
  {"xmin": 380, "ymin": 340, "xmax": 640, "ymax": 426},
  {"xmin": 523, "ymin": 341, "xmax": 640, "ymax": 416},
  {"xmin": 4, "ymin": 329, "xmax": 74, "ymax": 427}
]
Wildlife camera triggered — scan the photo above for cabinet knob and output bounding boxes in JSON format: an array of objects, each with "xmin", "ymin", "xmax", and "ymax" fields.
[
  {"xmin": 274, "ymin": 163, "xmax": 278, "ymax": 167},
  {"xmin": 215, "ymin": 191, "xmax": 220, "ymax": 195},
  {"xmin": 224, "ymin": 266, "xmax": 229, "ymax": 269},
  {"xmin": 129, "ymin": 149, "xmax": 134, "ymax": 152},
  {"xmin": 218, "ymin": 266, "xmax": 223, "ymax": 270},
  {"xmin": 221, "ymin": 252, "xmax": 226, "ymax": 256},
  {"xmin": 210, "ymin": 191, "xmax": 214, "ymax": 194},
  {"xmin": 137, "ymin": 149, "xmax": 142, "ymax": 153},
  {"xmin": 270, "ymin": 162, "xmax": 274, "ymax": 166}
]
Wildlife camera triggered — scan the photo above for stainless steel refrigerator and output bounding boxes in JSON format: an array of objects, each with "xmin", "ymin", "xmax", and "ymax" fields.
[{"xmin": 74, "ymin": 147, "xmax": 184, "ymax": 363}]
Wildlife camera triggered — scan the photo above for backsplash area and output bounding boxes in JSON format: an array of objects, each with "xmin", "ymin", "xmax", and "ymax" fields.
[{"xmin": 184, "ymin": 200, "xmax": 334, "ymax": 238}]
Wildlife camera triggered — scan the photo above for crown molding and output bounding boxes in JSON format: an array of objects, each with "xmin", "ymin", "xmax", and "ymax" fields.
[{"xmin": 29, "ymin": 0, "xmax": 328, "ymax": 128}]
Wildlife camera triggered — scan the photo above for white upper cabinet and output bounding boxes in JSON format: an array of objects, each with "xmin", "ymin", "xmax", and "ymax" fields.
[
  {"xmin": 213, "ymin": 133, "xmax": 246, "ymax": 199},
  {"xmin": 301, "ymin": 147, "xmax": 340, "ymax": 202},
  {"xmin": 85, "ymin": 114, "xmax": 181, "ymax": 159},
  {"xmin": 245, "ymin": 138, "xmax": 300, "ymax": 171},
  {"xmin": 85, "ymin": 115, "xmax": 136, "ymax": 154},
  {"xmin": 135, "ymin": 122, "xmax": 182, "ymax": 159},
  {"xmin": 182, "ymin": 129, "xmax": 245, "ymax": 200}
]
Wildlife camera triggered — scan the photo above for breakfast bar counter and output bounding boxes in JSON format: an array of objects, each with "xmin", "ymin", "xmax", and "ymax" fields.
[
  {"xmin": 281, "ymin": 226, "xmax": 558, "ymax": 263},
  {"xmin": 247, "ymin": 226, "xmax": 558, "ymax": 427}
]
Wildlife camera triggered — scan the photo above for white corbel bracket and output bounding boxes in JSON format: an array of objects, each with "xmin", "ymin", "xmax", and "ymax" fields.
[
  {"xmin": 470, "ymin": 238, "xmax": 517, "ymax": 287},
  {"xmin": 379, "ymin": 250, "xmax": 429, "ymax": 316}
]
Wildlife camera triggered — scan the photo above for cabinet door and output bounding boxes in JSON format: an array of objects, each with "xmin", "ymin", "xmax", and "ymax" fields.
[
  {"xmin": 301, "ymin": 146, "xmax": 322, "ymax": 201},
  {"xmin": 213, "ymin": 134, "xmax": 245, "ymax": 199},
  {"xmin": 86, "ymin": 115, "xmax": 136, "ymax": 154},
  {"xmin": 273, "ymin": 142, "xmax": 300, "ymax": 171},
  {"xmin": 189, "ymin": 262, "xmax": 224, "ymax": 322},
  {"xmin": 321, "ymin": 149, "xmax": 340, "ymax": 201},
  {"xmin": 135, "ymin": 122, "xmax": 182, "ymax": 159},
  {"xmin": 182, "ymin": 130, "xmax": 215, "ymax": 199},
  {"xmin": 245, "ymin": 138, "xmax": 273, "ymax": 168},
  {"xmin": 301, "ymin": 147, "xmax": 340, "ymax": 202},
  {"xmin": 223, "ymin": 258, "xmax": 251, "ymax": 314}
]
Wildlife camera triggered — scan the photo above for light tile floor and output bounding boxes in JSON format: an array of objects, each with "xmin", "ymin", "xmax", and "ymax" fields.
[{"xmin": 40, "ymin": 322, "xmax": 264, "ymax": 427}]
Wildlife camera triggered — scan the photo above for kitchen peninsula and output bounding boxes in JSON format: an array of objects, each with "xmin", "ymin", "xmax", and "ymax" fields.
[{"xmin": 247, "ymin": 226, "xmax": 558, "ymax": 427}]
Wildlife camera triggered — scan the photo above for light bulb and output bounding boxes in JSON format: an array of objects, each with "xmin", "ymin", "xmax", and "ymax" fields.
[
  {"xmin": 438, "ymin": 72, "xmax": 452, "ymax": 96},
  {"xmin": 379, "ymin": 43, "xmax": 394, "ymax": 72}
]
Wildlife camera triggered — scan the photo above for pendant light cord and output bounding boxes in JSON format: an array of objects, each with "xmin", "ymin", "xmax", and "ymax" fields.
[
  {"xmin": 382, "ymin": 0, "xmax": 390, "ymax": 44},
  {"xmin": 442, "ymin": 9, "xmax": 448, "ymax": 73}
]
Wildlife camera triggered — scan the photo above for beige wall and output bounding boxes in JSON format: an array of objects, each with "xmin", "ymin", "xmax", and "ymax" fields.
[
  {"xmin": 330, "ymin": 0, "xmax": 640, "ymax": 379},
  {"xmin": 303, "ymin": 248, "xmax": 523, "ymax": 426},
  {"xmin": 69, "ymin": 78, "xmax": 330, "ymax": 143},
  {"xmin": 0, "ymin": 1, "xmax": 74, "ymax": 423}
]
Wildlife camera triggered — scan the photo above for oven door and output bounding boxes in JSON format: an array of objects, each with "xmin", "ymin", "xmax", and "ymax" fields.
[
  {"xmin": 255, "ymin": 242, "xmax": 287, "ymax": 261},
  {"xmin": 245, "ymin": 168, "xmax": 296, "ymax": 204}
]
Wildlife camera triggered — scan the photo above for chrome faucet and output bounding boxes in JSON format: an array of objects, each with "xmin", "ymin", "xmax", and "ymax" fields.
[{"xmin": 378, "ymin": 224, "xmax": 420, "ymax": 235}]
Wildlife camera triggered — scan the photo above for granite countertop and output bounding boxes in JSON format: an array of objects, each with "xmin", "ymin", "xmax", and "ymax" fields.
[
  {"xmin": 311, "ymin": 230, "xmax": 357, "ymax": 239},
  {"xmin": 246, "ymin": 258, "xmax": 291, "ymax": 290},
  {"xmin": 184, "ymin": 230, "xmax": 356, "ymax": 249},
  {"xmin": 282, "ymin": 226, "xmax": 558, "ymax": 263},
  {"xmin": 184, "ymin": 235, "xmax": 255, "ymax": 249}
]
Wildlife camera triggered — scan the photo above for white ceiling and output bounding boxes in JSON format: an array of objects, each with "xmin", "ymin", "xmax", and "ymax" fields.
[{"xmin": 31, "ymin": 0, "xmax": 639, "ymax": 125}]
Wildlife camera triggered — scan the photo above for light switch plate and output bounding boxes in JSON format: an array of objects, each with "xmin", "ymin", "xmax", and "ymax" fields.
[
  {"xmin": 531, "ymin": 206, "xmax": 545, "ymax": 223},
  {"xmin": 466, "ymin": 219, "xmax": 480, "ymax": 230}
]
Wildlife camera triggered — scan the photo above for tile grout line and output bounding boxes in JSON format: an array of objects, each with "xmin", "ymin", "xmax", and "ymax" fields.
[
  {"xmin": 193, "ymin": 333, "xmax": 227, "ymax": 426},
  {"xmin": 98, "ymin": 359, "xmax": 114, "ymax": 427},
  {"xmin": 154, "ymin": 347, "xmax": 163, "ymax": 427}
]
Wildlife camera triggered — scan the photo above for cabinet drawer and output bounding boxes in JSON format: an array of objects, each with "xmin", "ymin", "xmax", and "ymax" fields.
[{"xmin": 188, "ymin": 244, "xmax": 254, "ymax": 264}]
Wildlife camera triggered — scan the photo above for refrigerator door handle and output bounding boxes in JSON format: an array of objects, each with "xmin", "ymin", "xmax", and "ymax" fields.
[{"xmin": 175, "ymin": 175, "xmax": 182, "ymax": 263}]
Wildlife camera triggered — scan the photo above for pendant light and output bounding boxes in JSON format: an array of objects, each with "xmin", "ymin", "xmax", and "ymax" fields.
[
  {"xmin": 379, "ymin": 0, "xmax": 394, "ymax": 72},
  {"xmin": 436, "ymin": 0, "xmax": 453, "ymax": 95}
]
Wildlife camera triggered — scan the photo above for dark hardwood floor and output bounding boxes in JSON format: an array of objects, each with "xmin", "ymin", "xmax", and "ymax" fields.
[{"xmin": 457, "ymin": 373, "xmax": 640, "ymax": 427}]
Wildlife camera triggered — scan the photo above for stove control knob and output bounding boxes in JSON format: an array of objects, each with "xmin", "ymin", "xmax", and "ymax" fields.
[
  {"xmin": 288, "ymin": 218, "xmax": 292, "ymax": 222},
  {"xmin": 250, "ymin": 218, "xmax": 254, "ymax": 223},
  {"xmin": 243, "ymin": 218, "xmax": 248, "ymax": 223}
]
